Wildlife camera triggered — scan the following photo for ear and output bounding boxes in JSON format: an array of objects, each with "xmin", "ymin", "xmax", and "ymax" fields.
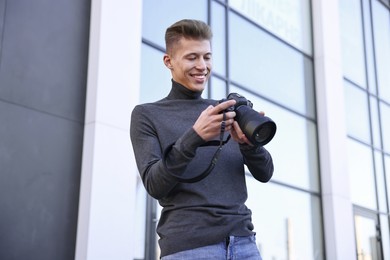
[{"xmin": 163, "ymin": 54, "xmax": 173, "ymax": 70}]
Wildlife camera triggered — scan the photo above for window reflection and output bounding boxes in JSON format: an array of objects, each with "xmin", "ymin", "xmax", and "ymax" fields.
[
  {"xmin": 370, "ymin": 97, "xmax": 381, "ymax": 149},
  {"xmin": 354, "ymin": 214, "xmax": 380, "ymax": 260},
  {"xmin": 229, "ymin": 0, "xmax": 312, "ymax": 55},
  {"xmin": 140, "ymin": 45, "xmax": 172, "ymax": 103},
  {"xmin": 362, "ymin": 0, "xmax": 376, "ymax": 94},
  {"xmin": 380, "ymin": 214, "xmax": 390, "ymax": 259},
  {"xmin": 229, "ymin": 13, "xmax": 315, "ymax": 118},
  {"xmin": 211, "ymin": 1, "xmax": 227, "ymax": 76},
  {"xmin": 339, "ymin": 0, "xmax": 366, "ymax": 87},
  {"xmin": 230, "ymin": 86, "xmax": 320, "ymax": 192},
  {"xmin": 372, "ymin": 0, "xmax": 390, "ymax": 103},
  {"xmin": 142, "ymin": 0, "xmax": 207, "ymax": 48},
  {"xmin": 246, "ymin": 180, "xmax": 323, "ymax": 260},
  {"xmin": 344, "ymin": 82, "xmax": 370, "ymax": 143},
  {"xmin": 385, "ymin": 155, "xmax": 390, "ymax": 206},
  {"xmin": 380, "ymin": 103, "xmax": 390, "ymax": 153},
  {"xmin": 347, "ymin": 139, "xmax": 376, "ymax": 210},
  {"xmin": 210, "ymin": 76, "xmax": 227, "ymax": 99},
  {"xmin": 374, "ymin": 151, "xmax": 386, "ymax": 212}
]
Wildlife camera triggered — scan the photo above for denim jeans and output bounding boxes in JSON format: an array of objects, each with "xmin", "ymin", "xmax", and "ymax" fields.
[{"xmin": 161, "ymin": 235, "xmax": 262, "ymax": 260}]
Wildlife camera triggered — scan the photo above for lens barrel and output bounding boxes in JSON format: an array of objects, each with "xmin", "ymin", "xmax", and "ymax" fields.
[{"xmin": 235, "ymin": 105, "xmax": 276, "ymax": 146}]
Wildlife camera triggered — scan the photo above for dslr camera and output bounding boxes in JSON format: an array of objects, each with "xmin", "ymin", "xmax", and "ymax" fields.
[{"xmin": 218, "ymin": 93, "xmax": 276, "ymax": 146}]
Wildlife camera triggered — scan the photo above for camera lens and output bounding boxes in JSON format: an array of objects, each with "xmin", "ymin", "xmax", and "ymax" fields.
[
  {"xmin": 253, "ymin": 121, "xmax": 277, "ymax": 145},
  {"xmin": 235, "ymin": 106, "xmax": 276, "ymax": 146}
]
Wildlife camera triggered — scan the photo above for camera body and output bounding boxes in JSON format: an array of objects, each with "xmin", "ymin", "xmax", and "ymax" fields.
[
  {"xmin": 219, "ymin": 93, "xmax": 254, "ymax": 112},
  {"xmin": 218, "ymin": 93, "xmax": 276, "ymax": 146}
]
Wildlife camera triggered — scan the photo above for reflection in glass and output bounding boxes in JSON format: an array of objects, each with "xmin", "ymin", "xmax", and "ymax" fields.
[
  {"xmin": 354, "ymin": 214, "xmax": 380, "ymax": 260},
  {"xmin": 385, "ymin": 155, "xmax": 390, "ymax": 207},
  {"xmin": 370, "ymin": 96, "xmax": 381, "ymax": 149},
  {"xmin": 231, "ymin": 86, "xmax": 320, "ymax": 192},
  {"xmin": 380, "ymin": 214, "xmax": 390, "ymax": 260},
  {"xmin": 211, "ymin": 1, "xmax": 227, "ymax": 76},
  {"xmin": 229, "ymin": 13, "xmax": 315, "ymax": 118},
  {"xmin": 374, "ymin": 151, "xmax": 386, "ymax": 212},
  {"xmin": 362, "ymin": 0, "xmax": 377, "ymax": 94},
  {"xmin": 246, "ymin": 180, "xmax": 323, "ymax": 260},
  {"xmin": 142, "ymin": 0, "xmax": 207, "ymax": 48},
  {"xmin": 347, "ymin": 139, "xmax": 376, "ymax": 210},
  {"xmin": 344, "ymin": 82, "xmax": 370, "ymax": 143},
  {"xmin": 229, "ymin": 0, "xmax": 312, "ymax": 55},
  {"xmin": 339, "ymin": 0, "xmax": 366, "ymax": 87},
  {"xmin": 380, "ymin": 103, "xmax": 390, "ymax": 153},
  {"xmin": 210, "ymin": 76, "xmax": 227, "ymax": 99},
  {"xmin": 140, "ymin": 45, "xmax": 172, "ymax": 103},
  {"xmin": 372, "ymin": 0, "xmax": 390, "ymax": 103}
]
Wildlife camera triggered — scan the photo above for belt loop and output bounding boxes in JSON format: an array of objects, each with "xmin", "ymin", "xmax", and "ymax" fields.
[{"xmin": 225, "ymin": 236, "xmax": 230, "ymax": 247}]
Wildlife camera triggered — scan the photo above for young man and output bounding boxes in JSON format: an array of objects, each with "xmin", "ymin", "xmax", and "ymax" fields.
[{"xmin": 130, "ymin": 19, "xmax": 274, "ymax": 259}]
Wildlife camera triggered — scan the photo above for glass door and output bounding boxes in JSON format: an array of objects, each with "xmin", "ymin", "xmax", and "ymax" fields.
[{"xmin": 354, "ymin": 207, "xmax": 382, "ymax": 260}]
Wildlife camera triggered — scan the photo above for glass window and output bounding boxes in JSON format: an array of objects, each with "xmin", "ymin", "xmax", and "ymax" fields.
[
  {"xmin": 372, "ymin": 0, "xmax": 390, "ymax": 103},
  {"xmin": 380, "ymin": 214, "xmax": 390, "ymax": 259},
  {"xmin": 339, "ymin": 0, "xmax": 366, "ymax": 87},
  {"xmin": 140, "ymin": 44, "xmax": 172, "ymax": 103},
  {"xmin": 347, "ymin": 139, "xmax": 376, "ymax": 210},
  {"xmin": 246, "ymin": 180, "xmax": 323, "ymax": 260},
  {"xmin": 229, "ymin": 13, "xmax": 315, "ymax": 119},
  {"xmin": 380, "ymin": 103, "xmax": 390, "ymax": 153},
  {"xmin": 229, "ymin": 0, "xmax": 312, "ymax": 55},
  {"xmin": 362, "ymin": 0, "xmax": 377, "ymax": 94},
  {"xmin": 210, "ymin": 76, "xmax": 227, "ymax": 99},
  {"xmin": 374, "ymin": 151, "xmax": 387, "ymax": 212},
  {"xmin": 386, "ymin": 155, "xmax": 390, "ymax": 206},
  {"xmin": 230, "ymin": 86, "xmax": 320, "ymax": 192},
  {"xmin": 370, "ymin": 97, "xmax": 381, "ymax": 149},
  {"xmin": 142, "ymin": 0, "xmax": 207, "ymax": 48},
  {"xmin": 353, "ymin": 212, "xmax": 381, "ymax": 260},
  {"xmin": 344, "ymin": 82, "xmax": 370, "ymax": 143},
  {"xmin": 211, "ymin": 1, "xmax": 227, "ymax": 77}
]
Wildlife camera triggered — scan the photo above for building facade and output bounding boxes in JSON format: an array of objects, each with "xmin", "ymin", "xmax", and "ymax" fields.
[{"xmin": 0, "ymin": 0, "xmax": 389, "ymax": 260}]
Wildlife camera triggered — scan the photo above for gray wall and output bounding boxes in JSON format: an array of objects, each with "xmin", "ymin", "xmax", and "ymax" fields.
[{"xmin": 0, "ymin": 0, "xmax": 90, "ymax": 259}]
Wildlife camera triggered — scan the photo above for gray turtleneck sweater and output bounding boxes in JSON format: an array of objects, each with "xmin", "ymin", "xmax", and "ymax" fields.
[{"xmin": 130, "ymin": 80, "xmax": 274, "ymax": 257}]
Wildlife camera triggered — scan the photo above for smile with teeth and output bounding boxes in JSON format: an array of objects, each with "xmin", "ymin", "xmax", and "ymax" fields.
[{"xmin": 191, "ymin": 73, "xmax": 208, "ymax": 80}]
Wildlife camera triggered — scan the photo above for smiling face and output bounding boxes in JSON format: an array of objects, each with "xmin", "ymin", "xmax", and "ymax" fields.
[{"xmin": 164, "ymin": 37, "xmax": 212, "ymax": 92}]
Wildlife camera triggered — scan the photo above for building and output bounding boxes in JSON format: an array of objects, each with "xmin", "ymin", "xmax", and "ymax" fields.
[{"xmin": 0, "ymin": 0, "xmax": 389, "ymax": 259}]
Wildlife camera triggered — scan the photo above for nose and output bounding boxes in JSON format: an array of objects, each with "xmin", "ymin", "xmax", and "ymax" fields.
[{"xmin": 195, "ymin": 57, "xmax": 207, "ymax": 70}]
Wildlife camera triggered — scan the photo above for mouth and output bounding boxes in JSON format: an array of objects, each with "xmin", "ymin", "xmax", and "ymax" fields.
[{"xmin": 191, "ymin": 72, "xmax": 208, "ymax": 82}]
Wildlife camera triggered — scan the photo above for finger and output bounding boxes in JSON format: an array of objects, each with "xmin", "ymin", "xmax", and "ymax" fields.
[
  {"xmin": 233, "ymin": 121, "xmax": 244, "ymax": 136},
  {"xmin": 213, "ymin": 99, "xmax": 236, "ymax": 114},
  {"xmin": 218, "ymin": 111, "xmax": 236, "ymax": 124},
  {"xmin": 230, "ymin": 122, "xmax": 245, "ymax": 144}
]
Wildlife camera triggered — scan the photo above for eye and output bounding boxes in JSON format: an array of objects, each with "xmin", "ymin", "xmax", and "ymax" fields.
[
  {"xmin": 187, "ymin": 55, "xmax": 197, "ymax": 61},
  {"xmin": 204, "ymin": 54, "xmax": 212, "ymax": 61}
]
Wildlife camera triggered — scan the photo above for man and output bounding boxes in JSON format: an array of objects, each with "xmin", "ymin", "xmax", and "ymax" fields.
[{"xmin": 130, "ymin": 19, "xmax": 274, "ymax": 259}]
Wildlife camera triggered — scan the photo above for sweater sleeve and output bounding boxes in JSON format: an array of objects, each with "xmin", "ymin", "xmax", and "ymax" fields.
[
  {"xmin": 130, "ymin": 105, "xmax": 205, "ymax": 199},
  {"xmin": 239, "ymin": 144, "xmax": 274, "ymax": 182}
]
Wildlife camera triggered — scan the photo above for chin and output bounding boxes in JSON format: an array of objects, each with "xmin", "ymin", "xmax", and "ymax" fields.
[{"xmin": 190, "ymin": 84, "xmax": 206, "ymax": 92}]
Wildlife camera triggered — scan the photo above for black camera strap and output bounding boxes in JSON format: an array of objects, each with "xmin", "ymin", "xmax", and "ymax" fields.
[{"xmin": 163, "ymin": 111, "xmax": 231, "ymax": 183}]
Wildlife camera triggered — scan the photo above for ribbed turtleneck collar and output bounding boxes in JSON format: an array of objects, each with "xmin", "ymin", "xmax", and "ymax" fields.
[{"xmin": 166, "ymin": 80, "xmax": 203, "ymax": 100}]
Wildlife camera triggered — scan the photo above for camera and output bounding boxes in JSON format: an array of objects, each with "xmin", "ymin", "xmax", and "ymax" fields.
[{"xmin": 218, "ymin": 93, "xmax": 276, "ymax": 146}]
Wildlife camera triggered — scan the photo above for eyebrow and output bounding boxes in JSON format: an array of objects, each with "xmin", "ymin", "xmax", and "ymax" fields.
[{"xmin": 184, "ymin": 52, "xmax": 212, "ymax": 57}]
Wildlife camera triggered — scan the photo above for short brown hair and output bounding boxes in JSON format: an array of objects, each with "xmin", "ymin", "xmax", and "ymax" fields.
[{"xmin": 165, "ymin": 19, "xmax": 213, "ymax": 54}]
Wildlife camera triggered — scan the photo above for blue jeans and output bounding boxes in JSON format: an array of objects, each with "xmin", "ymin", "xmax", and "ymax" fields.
[{"xmin": 161, "ymin": 235, "xmax": 262, "ymax": 260}]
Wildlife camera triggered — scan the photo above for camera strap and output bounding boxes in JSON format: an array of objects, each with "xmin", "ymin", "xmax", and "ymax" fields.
[{"xmin": 163, "ymin": 111, "xmax": 231, "ymax": 183}]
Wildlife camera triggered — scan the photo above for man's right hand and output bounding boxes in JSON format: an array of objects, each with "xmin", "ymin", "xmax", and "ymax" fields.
[{"xmin": 193, "ymin": 99, "xmax": 237, "ymax": 141}]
